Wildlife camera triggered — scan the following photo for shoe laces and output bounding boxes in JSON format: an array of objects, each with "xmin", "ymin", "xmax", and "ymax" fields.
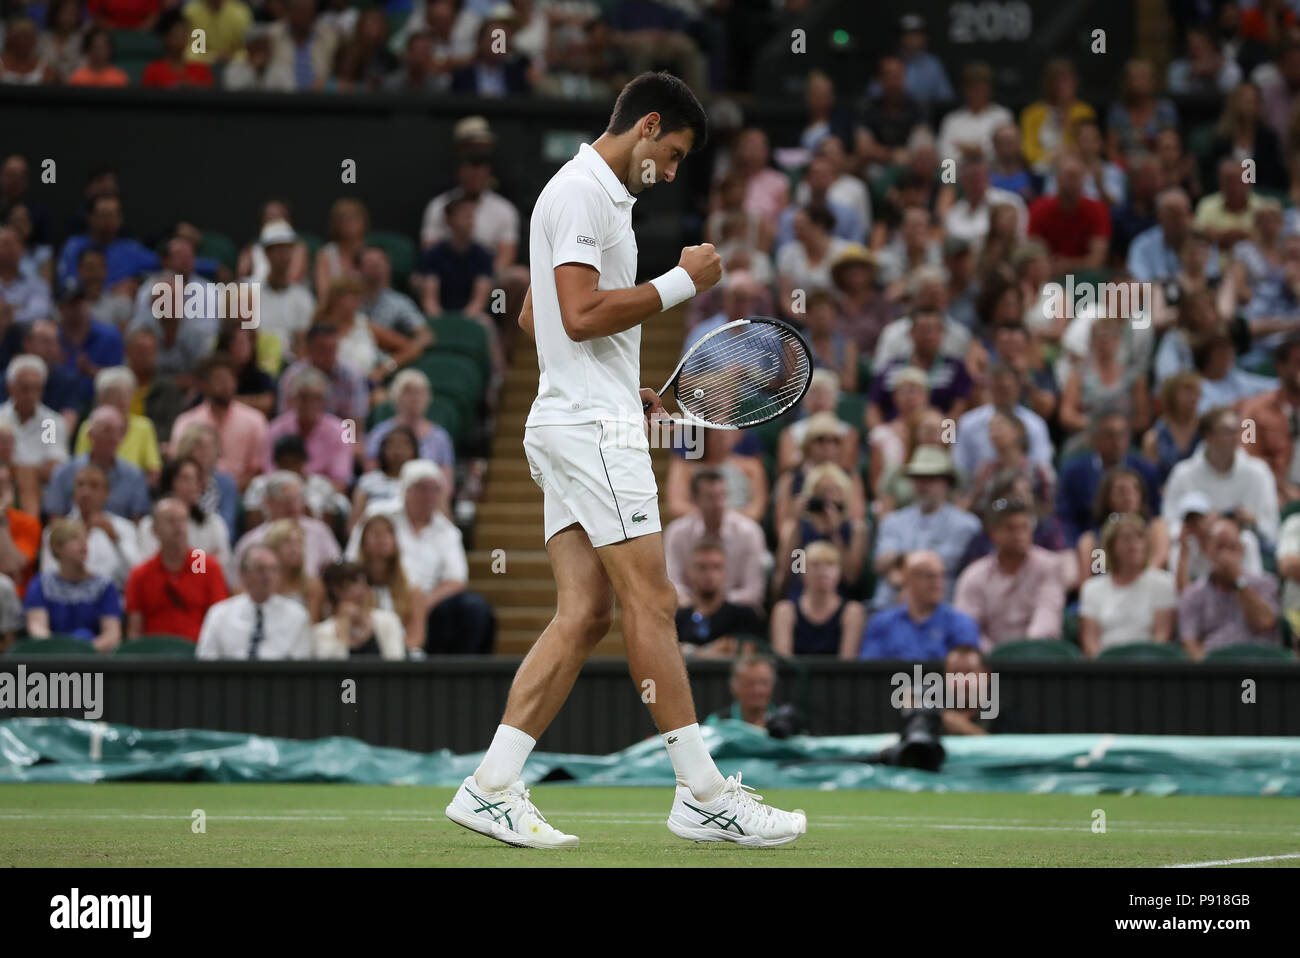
[
  {"xmin": 507, "ymin": 781, "xmax": 551, "ymax": 827},
  {"xmin": 722, "ymin": 772, "xmax": 774, "ymax": 822}
]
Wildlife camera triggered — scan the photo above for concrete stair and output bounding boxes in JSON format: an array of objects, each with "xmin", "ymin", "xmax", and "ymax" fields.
[{"xmin": 471, "ymin": 305, "xmax": 686, "ymax": 656}]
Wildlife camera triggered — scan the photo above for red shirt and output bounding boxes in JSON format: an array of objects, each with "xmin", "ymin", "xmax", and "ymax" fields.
[
  {"xmin": 125, "ymin": 550, "xmax": 229, "ymax": 641},
  {"xmin": 88, "ymin": 0, "xmax": 160, "ymax": 29},
  {"xmin": 142, "ymin": 60, "xmax": 215, "ymax": 89},
  {"xmin": 1028, "ymin": 194, "xmax": 1112, "ymax": 258}
]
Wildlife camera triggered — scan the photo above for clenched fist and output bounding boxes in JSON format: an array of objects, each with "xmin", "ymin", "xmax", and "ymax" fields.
[{"xmin": 679, "ymin": 243, "xmax": 722, "ymax": 294}]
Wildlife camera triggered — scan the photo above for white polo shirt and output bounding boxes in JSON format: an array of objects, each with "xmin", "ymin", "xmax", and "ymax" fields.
[
  {"xmin": 525, "ymin": 142, "xmax": 642, "ymax": 428},
  {"xmin": 345, "ymin": 502, "xmax": 468, "ymax": 593}
]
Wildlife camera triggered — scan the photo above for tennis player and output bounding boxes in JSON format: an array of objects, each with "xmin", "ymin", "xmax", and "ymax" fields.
[{"xmin": 445, "ymin": 72, "xmax": 806, "ymax": 848}]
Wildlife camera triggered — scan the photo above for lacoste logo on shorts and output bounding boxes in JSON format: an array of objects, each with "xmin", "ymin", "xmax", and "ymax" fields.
[
  {"xmin": 576, "ymin": 235, "xmax": 597, "ymax": 247},
  {"xmin": 631, "ymin": 512, "xmax": 647, "ymax": 523}
]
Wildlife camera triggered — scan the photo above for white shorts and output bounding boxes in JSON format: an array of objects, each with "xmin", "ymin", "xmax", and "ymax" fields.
[{"xmin": 523, "ymin": 420, "xmax": 662, "ymax": 548}]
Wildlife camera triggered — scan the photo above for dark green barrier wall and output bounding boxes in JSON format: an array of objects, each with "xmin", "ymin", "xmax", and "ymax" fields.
[{"xmin": 1, "ymin": 659, "xmax": 1296, "ymax": 754}]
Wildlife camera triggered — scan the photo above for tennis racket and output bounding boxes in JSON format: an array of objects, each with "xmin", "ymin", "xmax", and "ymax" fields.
[{"xmin": 647, "ymin": 316, "xmax": 814, "ymax": 429}]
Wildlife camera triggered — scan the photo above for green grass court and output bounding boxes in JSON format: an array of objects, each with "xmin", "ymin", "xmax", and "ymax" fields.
[{"xmin": 2, "ymin": 784, "xmax": 1298, "ymax": 867}]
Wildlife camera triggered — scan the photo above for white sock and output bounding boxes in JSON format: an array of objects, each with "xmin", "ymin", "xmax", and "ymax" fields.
[
  {"xmin": 474, "ymin": 724, "xmax": 536, "ymax": 791},
  {"xmin": 663, "ymin": 723, "xmax": 726, "ymax": 801}
]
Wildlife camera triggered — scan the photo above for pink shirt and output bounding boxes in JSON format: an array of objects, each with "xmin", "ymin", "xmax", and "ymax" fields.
[
  {"xmin": 744, "ymin": 168, "xmax": 790, "ymax": 231},
  {"xmin": 266, "ymin": 411, "xmax": 353, "ymax": 486},
  {"xmin": 170, "ymin": 400, "xmax": 268, "ymax": 489},
  {"xmin": 953, "ymin": 546, "xmax": 1068, "ymax": 648},
  {"xmin": 664, "ymin": 510, "xmax": 769, "ymax": 611}
]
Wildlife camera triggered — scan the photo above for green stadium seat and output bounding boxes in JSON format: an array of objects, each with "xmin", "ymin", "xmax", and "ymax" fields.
[
  {"xmin": 835, "ymin": 392, "xmax": 866, "ymax": 433},
  {"xmin": 1203, "ymin": 644, "xmax": 1297, "ymax": 663},
  {"xmin": 414, "ymin": 351, "xmax": 484, "ymax": 419},
  {"xmin": 1096, "ymin": 642, "xmax": 1188, "ymax": 662},
  {"xmin": 298, "ymin": 231, "xmax": 325, "ymax": 261},
  {"xmin": 115, "ymin": 635, "xmax": 197, "ymax": 658},
  {"xmin": 368, "ymin": 400, "xmax": 396, "ymax": 430},
  {"xmin": 117, "ymin": 57, "xmax": 152, "ymax": 85},
  {"xmin": 427, "ymin": 394, "xmax": 463, "ymax": 447},
  {"xmin": 366, "ymin": 230, "xmax": 417, "ymax": 290},
  {"xmin": 7, "ymin": 635, "xmax": 99, "ymax": 656},
  {"xmin": 988, "ymin": 638, "xmax": 1083, "ymax": 662},
  {"xmin": 110, "ymin": 29, "xmax": 163, "ymax": 61},
  {"xmin": 197, "ymin": 230, "xmax": 239, "ymax": 273},
  {"xmin": 429, "ymin": 313, "xmax": 491, "ymax": 381},
  {"xmin": 1281, "ymin": 499, "xmax": 1300, "ymax": 526},
  {"xmin": 857, "ymin": 355, "xmax": 872, "ymax": 392}
]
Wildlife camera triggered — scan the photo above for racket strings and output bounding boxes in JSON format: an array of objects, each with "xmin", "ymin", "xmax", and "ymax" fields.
[{"xmin": 674, "ymin": 323, "xmax": 811, "ymax": 427}]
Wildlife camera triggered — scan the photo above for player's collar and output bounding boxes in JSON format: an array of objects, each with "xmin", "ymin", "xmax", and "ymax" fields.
[{"xmin": 577, "ymin": 143, "xmax": 635, "ymax": 208}]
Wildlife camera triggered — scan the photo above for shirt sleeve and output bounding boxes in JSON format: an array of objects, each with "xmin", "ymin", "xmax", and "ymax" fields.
[
  {"xmin": 23, "ymin": 575, "xmax": 44, "ymax": 612},
  {"xmin": 948, "ymin": 608, "xmax": 980, "ymax": 649},
  {"xmin": 546, "ymin": 180, "xmax": 606, "ymax": 272},
  {"xmin": 196, "ymin": 606, "xmax": 220, "ymax": 659},
  {"xmin": 98, "ymin": 582, "xmax": 122, "ymax": 620},
  {"xmin": 1079, "ymin": 576, "xmax": 1101, "ymax": 620},
  {"xmin": 1025, "ymin": 555, "xmax": 1066, "ymax": 639}
]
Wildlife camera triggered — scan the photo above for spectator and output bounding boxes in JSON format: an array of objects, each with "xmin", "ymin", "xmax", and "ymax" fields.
[
  {"xmin": 858, "ymin": 550, "xmax": 979, "ymax": 661},
  {"xmin": 196, "ymin": 545, "xmax": 311, "ymax": 659},
  {"xmin": 143, "ymin": 10, "xmax": 216, "ymax": 88},
  {"xmin": 1155, "ymin": 128, "xmax": 1203, "ymax": 201},
  {"xmin": 313, "ymin": 276, "xmax": 400, "ymax": 384},
  {"xmin": 1196, "ymin": 157, "xmax": 1267, "ymax": 250},
  {"xmin": 263, "ymin": 518, "xmax": 325, "ymax": 621},
  {"xmin": 54, "ymin": 191, "xmax": 157, "ymax": 287},
  {"xmin": 771, "ymin": 412, "xmax": 862, "ymax": 531},
  {"xmin": 875, "ymin": 408, "xmax": 949, "ymax": 513},
  {"xmin": 1075, "ymin": 464, "xmax": 1170, "ymax": 582},
  {"xmin": 363, "ymin": 369, "xmax": 455, "ymax": 475},
  {"xmin": 44, "ymin": 407, "xmax": 151, "ymax": 521},
  {"xmin": 267, "ymin": 0, "xmax": 340, "ymax": 92},
  {"xmin": 278, "ymin": 322, "xmax": 369, "ymax": 425},
  {"xmin": 346, "ymin": 460, "xmax": 492, "ymax": 654},
  {"xmin": 944, "ymin": 154, "xmax": 1027, "ymax": 248},
  {"xmin": 799, "ymin": 69, "xmax": 856, "ymax": 153},
  {"xmin": 71, "ymin": 366, "xmax": 161, "ymax": 484},
  {"xmin": 1019, "ymin": 58, "xmax": 1095, "ymax": 175},
  {"xmin": 1191, "ymin": 329, "xmax": 1276, "ymax": 411},
  {"xmin": 183, "ymin": 0, "xmax": 253, "ymax": 65},
  {"xmin": 802, "ymin": 136, "xmax": 872, "ymax": 237},
  {"xmin": 1256, "ymin": 38, "xmax": 1300, "ymax": 139},
  {"xmin": 173, "ymin": 421, "xmax": 239, "ymax": 542},
  {"xmin": 0, "ymin": 355, "xmax": 68, "ymax": 492},
  {"xmin": 0, "ymin": 17, "xmax": 56, "ymax": 84},
  {"xmin": 416, "ymin": 194, "xmax": 495, "ymax": 318},
  {"xmin": 313, "ymin": 197, "xmax": 367, "ymax": 301},
  {"xmin": 216, "ymin": 321, "xmax": 276, "ymax": 417},
  {"xmin": 1112, "ymin": 152, "xmax": 1164, "ymax": 257},
  {"xmin": 246, "ymin": 219, "xmax": 314, "ymax": 355},
  {"xmin": 771, "ymin": 461, "xmax": 869, "ymax": 599},
  {"xmin": 938, "ymin": 61, "xmax": 1013, "ymax": 162},
  {"xmin": 770, "ymin": 540, "xmax": 865, "ymax": 658},
  {"xmin": 1079, "ymin": 513, "xmax": 1177, "ymax": 656},
  {"xmin": 954, "ymin": 497, "xmax": 1069, "ymax": 647},
  {"xmin": 872, "ymin": 445, "xmax": 981, "ymax": 608},
  {"xmin": 1162, "ymin": 406, "xmax": 1280, "ymax": 547},
  {"xmin": 40, "ymin": 0, "xmax": 88, "ymax": 81},
  {"xmin": 857, "ymin": 56, "xmax": 926, "ymax": 167},
  {"xmin": 666, "ymin": 428, "xmax": 768, "ymax": 525},
  {"xmin": 1142, "ymin": 370, "xmax": 1203, "ymax": 485},
  {"xmin": 1167, "ymin": 24, "xmax": 1243, "ymax": 95},
  {"xmin": 1128, "ymin": 187, "xmax": 1207, "ymax": 284},
  {"xmin": 137, "ymin": 457, "xmax": 233, "ymax": 573},
  {"xmin": 1105, "ymin": 58, "xmax": 1178, "ymax": 161},
  {"xmin": 313, "ymin": 560, "xmax": 406, "ymax": 659},
  {"xmin": 385, "ymin": 29, "xmax": 449, "ymax": 93},
  {"xmin": 57, "ymin": 281, "xmax": 124, "ymax": 408},
  {"xmin": 232, "ymin": 470, "xmax": 341, "ymax": 582},
  {"xmin": 1179, "ymin": 516, "xmax": 1281, "ymax": 660},
  {"xmin": 953, "ymin": 363, "xmax": 1056, "ymax": 478},
  {"xmin": 169, "ymin": 352, "xmax": 269, "ymax": 491},
  {"xmin": 0, "ymin": 225, "xmax": 51, "ymax": 324},
  {"xmin": 801, "ymin": 289, "xmax": 857, "ymax": 391},
  {"xmin": 245, "ymin": 433, "xmax": 350, "ymax": 530},
  {"xmin": 964, "ymin": 410, "xmax": 1057, "ymax": 521},
  {"xmin": 266, "ymin": 366, "xmax": 353, "ymax": 490},
  {"xmin": 988, "ymin": 123, "xmax": 1036, "ymax": 203},
  {"xmin": 831, "ymin": 243, "xmax": 895, "ymax": 356},
  {"xmin": 866, "ymin": 366, "xmax": 931, "ymax": 491},
  {"xmin": 124, "ymin": 497, "xmax": 229, "ymax": 642},
  {"xmin": 776, "ymin": 203, "xmax": 848, "ymax": 314},
  {"xmin": 67, "ymin": 28, "xmax": 129, "ymax": 87},
  {"xmin": 38, "ymin": 463, "xmax": 138, "ymax": 590},
  {"xmin": 664, "ymin": 468, "xmax": 769, "ymax": 613},
  {"xmin": 123, "ymin": 326, "xmax": 186, "ymax": 445},
  {"xmin": 1028, "ymin": 153, "xmax": 1112, "ymax": 274},
  {"xmin": 723, "ymin": 127, "xmax": 789, "ymax": 233},
  {"xmin": 776, "ymin": 155, "xmax": 865, "ymax": 252},
  {"xmin": 893, "ymin": 13, "xmax": 952, "ymax": 104},
  {"xmin": 24, "ymin": 518, "xmax": 120, "ymax": 651},
  {"xmin": 1059, "ymin": 315, "xmax": 1152, "ymax": 438},
  {"xmin": 1208, "ymin": 82, "xmax": 1286, "ymax": 193},
  {"xmin": 875, "ymin": 209, "xmax": 941, "ymax": 300},
  {"xmin": 223, "ymin": 24, "xmax": 296, "ymax": 92},
  {"xmin": 1153, "ymin": 289, "xmax": 1223, "ymax": 385},
  {"xmin": 449, "ymin": 9, "xmax": 533, "ymax": 96},
  {"xmin": 869, "ymin": 308, "xmax": 973, "ymax": 425},
  {"xmin": 1056, "ymin": 412, "xmax": 1161, "ymax": 543},
  {"xmin": 1170, "ymin": 490, "xmax": 1263, "ymax": 590},
  {"xmin": 353, "ymin": 511, "xmax": 425, "ymax": 653},
  {"xmin": 352, "ymin": 424, "xmax": 417, "ymax": 528},
  {"xmin": 777, "ymin": 377, "xmax": 861, "ymax": 475},
  {"xmin": 1240, "ymin": 335, "xmax": 1300, "ymax": 502},
  {"xmin": 674, "ymin": 540, "xmax": 765, "ymax": 659},
  {"xmin": 0, "ymin": 462, "xmax": 40, "ymax": 595},
  {"xmin": 358, "ymin": 247, "xmax": 432, "ymax": 351},
  {"xmin": 705, "ymin": 653, "xmax": 781, "ymax": 730}
]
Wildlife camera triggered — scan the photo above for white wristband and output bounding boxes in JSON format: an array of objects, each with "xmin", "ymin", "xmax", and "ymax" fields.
[{"xmin": 649, "ymin": 266, "xmax": 696, "ymax": 312}]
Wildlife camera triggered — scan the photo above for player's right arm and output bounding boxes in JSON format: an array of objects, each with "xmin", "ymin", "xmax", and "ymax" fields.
[{"xmin": 554, "ymin": 244, "xmax": 721, "ymax": 343}]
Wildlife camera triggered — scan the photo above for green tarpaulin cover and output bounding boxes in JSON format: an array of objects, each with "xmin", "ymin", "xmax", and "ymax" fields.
[{"xmin": 2, "ymin": 718, "xmax": 1297, "ymax": 796}]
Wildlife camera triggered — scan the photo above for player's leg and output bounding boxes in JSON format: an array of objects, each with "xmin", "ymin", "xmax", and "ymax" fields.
[{"xmin": 597, "ymin": 532, "xmax": 806, "ymax": 846}]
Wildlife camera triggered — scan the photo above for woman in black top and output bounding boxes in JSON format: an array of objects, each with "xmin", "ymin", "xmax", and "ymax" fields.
[{"xmin": 770, "ymin": 541, "xmax": 866, "ymax": 657}]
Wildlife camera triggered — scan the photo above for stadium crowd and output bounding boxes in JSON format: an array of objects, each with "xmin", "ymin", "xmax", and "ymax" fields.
[{"xmin": 3, "ymin": 1, "xmax": 1300, "ymax": 669}]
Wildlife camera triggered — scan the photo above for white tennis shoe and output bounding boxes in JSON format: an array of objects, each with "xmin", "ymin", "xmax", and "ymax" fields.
[
  {"xmin": 666, "ymin": 772, "xmax": 807, "ymax": 847},
  {"xmin": 445, "ymin": 775, "xmax": 579, "ymax": 848}
]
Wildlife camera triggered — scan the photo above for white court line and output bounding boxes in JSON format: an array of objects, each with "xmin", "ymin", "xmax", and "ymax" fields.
[{"xmin": 1163, "ymin": 853, "xmax": 1300, "ymax": 868}]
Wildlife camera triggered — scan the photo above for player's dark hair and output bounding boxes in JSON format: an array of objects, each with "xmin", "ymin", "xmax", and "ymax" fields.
[{"xmin": 607, "ymin": 72, "xmax": 708, "ymax": 151}]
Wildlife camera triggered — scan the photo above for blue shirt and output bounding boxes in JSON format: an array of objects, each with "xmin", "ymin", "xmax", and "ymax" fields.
[
  {"xmin": 873, "ymin": 503, "xmax": 982, "ymax": 607},
  {"xmin": 58, "ymin": 321, "xmax": 124, "ymax": 405},
  {"xmin": 416, "ymin": 240, "xmax": 494, "ymax": 312},
  {"xmin": 43, "ymin": 454, "xmax": 152, "ymax": 521},
  {"xmin": 1056, "ymin": 452, "xmax": 1161, "ymax": 544},
  {"xmin": 902, "ymin": 52, "xmax": 955, "ymax": 104},
  {"xmin": 57, "ymin": 235, "xmax": 159, "ymax": 287},
  {"xmin": 24, "ymin": 572, "xmax": 120, "ymax": 641},
  {"xmin": 774, "ymin": 199, "xmax": 865, "ymax": 253},
  {"xmin": 952, "ymin": 403, "xmax": 1054, "ymax": 478},
  {"xmin": 0, "ymin": 273, "xmax": 53, "ymax": 324},
  {"xmin": 858, "ymin": 602, "xmax": 978, "ymax": 661},
  {"xmin": 1126, "ymin": 225, "xmax": 1221, "ymax": 283}
]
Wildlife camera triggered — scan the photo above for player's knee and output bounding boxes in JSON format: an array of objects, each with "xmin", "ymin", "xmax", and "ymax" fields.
[{"xmin": 628, "ymin": 581, "xmax": 678, "ymax": 625}]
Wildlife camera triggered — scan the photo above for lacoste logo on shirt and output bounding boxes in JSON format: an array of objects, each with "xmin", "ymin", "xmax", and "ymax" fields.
[
  {"xmin": 666, "ymin": 735, "xmax": 678, "ymax": 744},
  {"xmin": 631, "ymin": 512, "xmax": 647, "ymax": 523},
  {"xmin": 576, "ymin": 235, "xmax": 597, "ymax": 247}
]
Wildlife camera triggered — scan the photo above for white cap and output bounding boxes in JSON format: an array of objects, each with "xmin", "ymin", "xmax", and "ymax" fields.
[
  {"xmin": 1177, "ymin": 491, "xmax": 1212, "ymax": 520},
  {"xmin": 400, "ymin": 459, "xmax": 445, "ymax": 495},
  {"xmin": 259, "ymin": 219, "xmax": 297, "ymax": 247}
]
